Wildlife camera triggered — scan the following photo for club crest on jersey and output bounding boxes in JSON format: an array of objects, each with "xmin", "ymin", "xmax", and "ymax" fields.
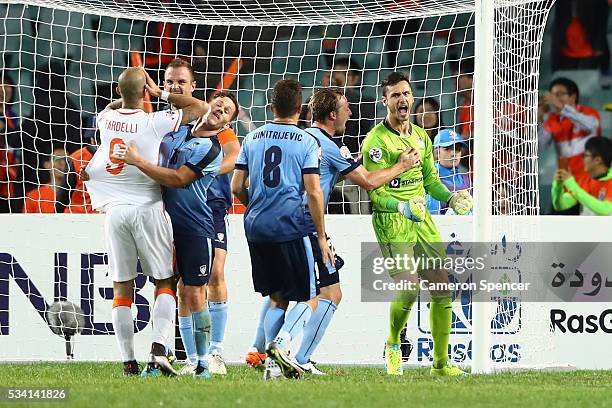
[
  {"xmin": 369, "ymin": 147, "xmax": 383, "ymax": 163},
  {"xmin": 216, "ymin": 233, "xmax": 225, "ymax": 243},
  {"xmin": 199, "ymin": 265, "xmax": 208, "ymax": 277},
  {"xmin": 340, "ymin": 145, "xmax": 352, "ymax": 160},
  {"xmin": 417, "ymin": 136, "xmax": 425, "ymax": 149},
  {"xmin": 599, "ymin": 189, "xmax": 607, "ymax": 200}
]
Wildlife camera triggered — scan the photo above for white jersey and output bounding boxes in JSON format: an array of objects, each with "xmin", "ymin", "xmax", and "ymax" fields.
[{"xmin": 85, "ymin": 107, "xmax": 183, "ymax": 210}]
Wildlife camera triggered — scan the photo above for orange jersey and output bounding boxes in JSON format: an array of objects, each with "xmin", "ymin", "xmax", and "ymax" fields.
[
  {"xmin": 544, "ymin": 105, "xmax": 601, "ymax": 178},
  {"xmin": 66, "ymin": 147, "xmax": 97, "ymax": 213},
  {"xmin": 574, "ymin": 172, "xmax": 612, "ymax": 203},
  {"xmin": 23, "ymin": 185, "xmax": 56, "ymax": 213}
]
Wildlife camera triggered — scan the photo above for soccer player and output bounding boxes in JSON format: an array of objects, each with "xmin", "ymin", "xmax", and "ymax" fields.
[
  {"xmin": 83, "ymin": 67, "xmax": 210, "ymax": 377},
  {"xmin": 161, "ymin": 58, "xmax": 239, "ymax": 375},
  {"xmin": 361, "ymin": 72, "xmax": 473, "ymax": 376},
  {"xmin": 245, "ymin": 87, "xmax": 420, "ymax": 374},
  {"xmin": 232, "ymin": 79, "xmax": 333, "ymax": 380},
  {"xmin": 112, "ymin": 96, "xmax": 236, "ymax": 378}
]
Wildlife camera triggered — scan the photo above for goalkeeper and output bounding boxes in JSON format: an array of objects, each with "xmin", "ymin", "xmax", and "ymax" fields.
[{"xmin": 361, "ymin": 72, "xmax": 472, "ymax": 376}]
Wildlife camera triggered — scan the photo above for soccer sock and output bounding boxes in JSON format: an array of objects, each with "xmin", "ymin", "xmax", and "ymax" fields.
[
  {"xmin": 387, "ymin": 289, "xmax": 418, "ymax": 346},
  {"xmin": 295, "ymin": 298, "xmax": 337, "ymax": 365},
  {"xmin": 208, "ymin": 301, "xmax": 228, "ymax": 355},
  {"xmin": 112, "ymin": 298, "xmax": 135, "ymax": 362},
  {"xmin": 264, "ymin": 305, "xmax": 286, "ymax": 345},
  {"xmin": 275, "ymin": 302, "xmax": 313, "ymax": 349},
  {"xmin": 192, "ymin": 307, "xmax": 212, "ymax": 364},
  {"xmin": 252, "ymin": 296, "xmax": 271, "ymax": 352},
  {"xmin": 178, "ymin": 315, "xmax": 198, "ymax": 364},
  {"xmin": 430, "ymin": 295, "xmax": 452, "ymax": 369},
  {"xmin": 151, "ymin": 289, "xmax": 177, "ymax": 353}
]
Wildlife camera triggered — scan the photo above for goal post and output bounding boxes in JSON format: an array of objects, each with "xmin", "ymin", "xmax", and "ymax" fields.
[{"xmin": 0, "ymin": 0, "xmax": 557, "ymax": 369}]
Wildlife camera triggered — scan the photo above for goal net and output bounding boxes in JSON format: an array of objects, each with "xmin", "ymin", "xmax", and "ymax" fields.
[{"xmin": 0, "ymin": 0, "xmax": 556, "ymax": 368}]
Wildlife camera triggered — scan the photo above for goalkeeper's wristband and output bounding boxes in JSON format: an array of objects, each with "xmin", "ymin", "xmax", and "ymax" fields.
[{"xmin": 160, "ymin": 90, "xmax": 170, "ymax": 102}]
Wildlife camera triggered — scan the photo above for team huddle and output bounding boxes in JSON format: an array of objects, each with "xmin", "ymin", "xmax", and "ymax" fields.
[{"xmin": 83, "ymin": 60, "xmax": 473, "ymax": 380}]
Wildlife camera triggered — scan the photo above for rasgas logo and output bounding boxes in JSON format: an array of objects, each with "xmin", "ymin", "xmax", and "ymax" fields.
[{"xmin": 416, "ymin": 234, "xmax": 522, "ymax": 364}]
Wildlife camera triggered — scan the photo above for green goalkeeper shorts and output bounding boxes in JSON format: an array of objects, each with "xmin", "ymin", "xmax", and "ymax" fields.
[{"xmin": 372, "ymin": 211, "xmax": 445, "ymax": 277}]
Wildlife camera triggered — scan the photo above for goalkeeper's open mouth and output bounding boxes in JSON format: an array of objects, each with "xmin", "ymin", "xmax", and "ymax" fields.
[{"xmin": 397, "ymin": 105, "xmax": 409, "ymax": 117}]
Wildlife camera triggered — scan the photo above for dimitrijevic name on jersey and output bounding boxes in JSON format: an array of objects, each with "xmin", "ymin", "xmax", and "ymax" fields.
[
  {"xmin": 235, "ymin": 123, "xmax": 321, "ymax": 242},
  {"xmin": 252, "ymin": 129, "xmax": 305, "ymax": 141}
]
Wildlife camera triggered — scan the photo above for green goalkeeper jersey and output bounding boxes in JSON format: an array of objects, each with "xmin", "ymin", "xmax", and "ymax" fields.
[{"xmin": 361, "ymin": 120, "xmax": 453, "ymax": 213}]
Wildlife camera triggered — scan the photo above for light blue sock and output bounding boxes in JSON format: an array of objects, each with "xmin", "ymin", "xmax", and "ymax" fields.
[
  {"xmin": 295, "ymin": 299, "xmax": 337, "ymax": 364},
  {"xmin": 178, "ymin": 315, "xmax": 197, "ymax": 364},
  {"xmin": 275, "ymin": 302, "xmax": 313, "ymax": 348},
  {"xmin": 192, "ymin": 307, "xmax": 211, "ymax": 364},
  {"xmin": 208, "ymin": 301, "xmax": 228, "ymax": 355},
  {"xmin": 264, "ymin": 305, "xmax": 286, "ymax": 345},
  {"xmin": 252, "ymin": 296, "xmax": 270, "ymax": 352}
]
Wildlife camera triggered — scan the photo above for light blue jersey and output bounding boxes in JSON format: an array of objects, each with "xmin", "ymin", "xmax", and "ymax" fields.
[
  {"xmin": 304, "ymin": 126, "xmax": 359, "ymax": 232},
  {"xmin": 159, "ymin": 124, "xmax": 222, "ymax": 237},
  {"xmin": 235, "ymin": 122, "xmax": 320, "ymax": 242}
]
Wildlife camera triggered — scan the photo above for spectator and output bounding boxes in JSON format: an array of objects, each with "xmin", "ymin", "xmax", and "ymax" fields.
[
  {"xmin": 329, "ymin": 57, "xmax": 376, "ymax": 154},
  {"xmin": 55, "ymin": 83, "xmax": 112, "ymax": 213},
  {"xmin": 0, "ymin": 74, "xmax": 20, "ymax": 213},
  {"xmin": 456, "ymin": 57, "xmax": 474, "ymax": 139},
  {"xmin": 552, "ymin": 137, "xmax": 612, "ymax": 215},
  {"xmin": 23, "ymin": 147, "xmax": 67, "ymax": 213},
  {"xmin": 20, "ymin": 62, "xmax": 82, "ymax": 194},
  {"xmin": 413, "ymin": 97, "xmax": 443, "ymax": 141},
  {"xmin": 551, "ymin": 0, "xmax": 611, "ymax": 88},
  {"xmin": 539, "ymin": 77, "xmax": 601, "ymax": 180},
  {"xmin": 427, "ymin": 129, "xmax": 471, "ymax": 215}
]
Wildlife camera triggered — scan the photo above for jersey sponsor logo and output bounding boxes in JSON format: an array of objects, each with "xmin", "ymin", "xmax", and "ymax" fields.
[
  {"xmin": 340, "ymin": 145, "xmax": 352, "ymax": 160},
  {"xmin": 388, "ymin": 176, "xmax": 423, "ymax": 187},
  {"xmin": 369, "ymin": 147, "xmax": 383, "ymax": 163},
  {"xmin": 318, "ymin": 146, "xmax": 323, "ymax": 161}
]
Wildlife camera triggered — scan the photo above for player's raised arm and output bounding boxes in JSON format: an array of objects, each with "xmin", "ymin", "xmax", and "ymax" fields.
[
  {"xmin": 141, "ymin": 68, "xmax": 209, "ymax": 125},
  {"xmin": 345, "ymin": 148, "xmax": 419, "ymax": 191}
]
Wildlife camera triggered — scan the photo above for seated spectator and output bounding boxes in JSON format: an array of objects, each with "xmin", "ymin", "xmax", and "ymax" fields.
[
  {"xmin": 413, "ymin": 97, "xmax": 443, "ymax": 141},
  {"xmin": 456, "ymin": 57, "xmax": 474, "ymax": 139},
  {"xmin": 551, "ymin": 0, "xmax": 610, "ymax": 88},
  {"xmin": 539, "ymin": 77, "xmax": 601, "ymax": 180},
  {"xmin": 552, "ymin": 137, "xmax": 612, "ymax": 216},
  {"xmin": 427, "ymin": 129, "xmax": 471, "ymax": 215},
  {"xmin": 329, "ymin": 57, "xmax": 376, "ymax": 154},
  {"xmin": 23, "ymin": 148, "xmax": 67, "ymax": 213},
  {"xmin": 0, "ymin": 74, "xmax": 20, "ymax": 213}
]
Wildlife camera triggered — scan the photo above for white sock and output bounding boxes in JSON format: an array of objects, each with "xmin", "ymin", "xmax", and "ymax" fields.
[
  {"xmin": 151, "ymin": 292, "xmax": 176, "ymax": 347},
  {"xmin": 112, "ymin": 305, "xmax": 135, "ymax": 361}
]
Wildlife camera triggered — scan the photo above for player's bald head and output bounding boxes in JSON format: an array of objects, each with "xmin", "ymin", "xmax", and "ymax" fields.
[{"xmin": 118, "ymin": 68, "xmax": 145, "ymax": 103}]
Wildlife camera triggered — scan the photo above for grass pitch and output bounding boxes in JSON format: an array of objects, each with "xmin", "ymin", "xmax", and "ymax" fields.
[{"xmin": 1, "ymin": 363, "xmax": 611, "ymax": 408}]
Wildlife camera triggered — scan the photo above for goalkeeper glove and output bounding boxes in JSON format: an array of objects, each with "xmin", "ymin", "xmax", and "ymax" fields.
[
  {"xmin": 397, "ymin": 197, "xmax": 426, "ymax": 222},
  {"xmin": 448, "ymin": 190, "xmax": 473, "ymax": 215}
]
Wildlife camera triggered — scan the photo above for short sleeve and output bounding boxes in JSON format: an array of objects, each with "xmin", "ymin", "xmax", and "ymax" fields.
[
  {"xmin": 184, "ymin": 139, "xmax": 221, "ymax": 178},
  {"xmin": 151, "ymin": 109, "xmax": 184, "ymax": 140},
  {"xmin": 328, "ymin": 141, "xmax": 359, "ymax": 175},
  {"xmin": 361, "ymin": 133, "xmax": 391, "ymax": 171},
  {"xmin": 302, "ymin": 135, "xmax": 320, "ymax": 175},
  {"xmin": 235, "ymin": 139, "xmax": 249, "ymax": 171}
]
